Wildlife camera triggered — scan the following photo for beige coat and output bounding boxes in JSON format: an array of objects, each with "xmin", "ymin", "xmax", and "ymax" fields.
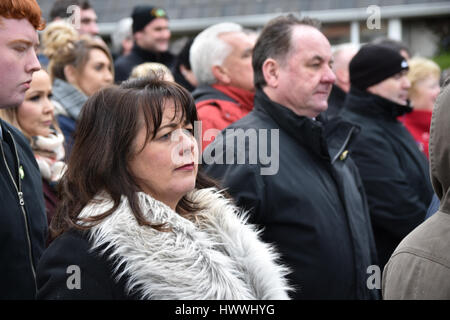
[{"xmin": 382, "ymin": 81, "xmax": 450, "ymax": 299}]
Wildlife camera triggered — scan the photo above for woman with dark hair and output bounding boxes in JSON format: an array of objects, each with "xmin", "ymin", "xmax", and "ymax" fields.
[{"xmin": 36, "ymin": 77, "xmax": 290, "ymax": 300}]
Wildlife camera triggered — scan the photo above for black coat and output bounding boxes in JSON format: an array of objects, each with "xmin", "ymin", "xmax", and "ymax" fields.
[
  {"xmin": 0, "ymin": 120, "xmax": 47, "ymax": 299},
  {"xmin": 339, "ymin": 87, "xmax": 434, "ymax": 269},
  {"xmin": 202, "ymin": 90, "xmax": 379, "ymax": 300},
  {"xmin": 114, "ymin": 44, "xmax": 175, "ymax": 83},
  {"xmin": 36, "ymin": 230, "xmax": 136, "ymax": 300},
  {"xmin": 323, "ymin": 84, "xmax": 347, "ymax": 120}
]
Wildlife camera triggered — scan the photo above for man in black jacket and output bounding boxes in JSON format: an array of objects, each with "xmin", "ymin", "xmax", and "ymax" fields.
[
  {"xmin": 0, "ymin": 0, "xmax": 48, "ymax": 299},
  {"xmin": 339, "ymin": 44, "xmax": 433, "ymax": 270},
  {"xmin": 202, "ymin": 15, "xmax": 379, "ymax": 300},
  {"xmin": 114, "ymin": 5, "xmax": 175, "ymax": 83}
]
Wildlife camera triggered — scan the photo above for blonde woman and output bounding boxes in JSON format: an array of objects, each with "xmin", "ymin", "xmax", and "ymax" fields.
[
  {"xmin": 42, "ymin": 21, "xmax": 114, "ymax": 152},
  {"xmin": 0, "ymin": 69, "xmax": 65, "ymax": 225},
  {"xmin": 400, "ymin": 57, "xmax": 441, "ymax": 158}
]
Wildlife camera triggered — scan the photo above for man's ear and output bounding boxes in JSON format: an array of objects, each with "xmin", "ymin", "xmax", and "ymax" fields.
[
  {"xmin": 63, "ymin": 65, "xmax": 78, "ymax": 86},
  {"xmin": 134, "ymin": 31, "xmax": 143, "ymax": 46},
  {"xmin": 262, "ymin": 58, "xmax": 279, "ymax": 88},
  {"xmin": 211, "ymin": 65, "xmax": 231, "ymax": 85}
]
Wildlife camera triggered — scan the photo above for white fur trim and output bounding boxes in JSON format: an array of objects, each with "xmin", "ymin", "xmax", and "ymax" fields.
[{"xmin": 78, "ymin": 188, "xmax": 292, "ymax": 300}]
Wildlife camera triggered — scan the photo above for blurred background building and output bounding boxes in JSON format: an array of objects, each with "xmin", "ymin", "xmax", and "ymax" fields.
[{"xmin": 37, "ymin": 0, "xmax": 450, "ymax": 69}]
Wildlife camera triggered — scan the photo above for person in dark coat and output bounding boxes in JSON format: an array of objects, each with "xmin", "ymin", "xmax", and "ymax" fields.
[
  {"xmin": 339, "ymin": 44, "xmax": 434, "ymax": 270},
  {"xmin": 201, "ymin": 14, "xmax": 379, "ymax": 300},
  {"xmin": 114, "ymin": 5, "xmax": 175, "ymax": 83},
  {"xmin": 324, "ymin": 43, "xmax": 359, "ymax": 120},
  {"xmin": 0, "ymin": 0, "xmax": 48, "ymax": 299},
  {"xmin": 172, "ymin": 37, "xmax": 197, "ymax": 92},
  {"xmin": 36, "ymin": 77, "xmax": 291, "ymax": 300}
]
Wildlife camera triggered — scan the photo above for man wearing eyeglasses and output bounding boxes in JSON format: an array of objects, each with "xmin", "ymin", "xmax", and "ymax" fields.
[{"xmin": 114, "ymin": 5, "xmax": 175, "ymax": 83}]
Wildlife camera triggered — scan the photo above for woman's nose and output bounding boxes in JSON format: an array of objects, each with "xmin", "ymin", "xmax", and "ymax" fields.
[
  {"xmin": 178, "ymin": 130, "xmax": 195, "ymax": 156},
  {"xmin": 43, "ymin": 97, "xmax": 55, "ymax": 114}
]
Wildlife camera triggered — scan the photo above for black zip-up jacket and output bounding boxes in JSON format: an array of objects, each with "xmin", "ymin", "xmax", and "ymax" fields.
[
  {"xmin": 0, "ymin": 119, "xmax": 47, "ymax": 299},
  {"xmin": 114, "ymin": 44, "xmax": 175, "ymax": 83},
  {"xmin": 202, "ymin": 90, "xmax": 379, "ymax": 300},
  {"xmin": 339, "ymin": 87, "xmax": 433, "ymax": 269}
]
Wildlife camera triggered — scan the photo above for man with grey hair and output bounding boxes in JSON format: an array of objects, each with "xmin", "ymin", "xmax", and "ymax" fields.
[
  {"xmin": 190, "ymin": 22, "xmax": 256, "ymax": 151},
  {"xmin": 111, "ymin": 17, "xmax": 133, "ymax": 59},
  {"xmin": 202, "ymin": 15, "xmax": 379, "ymax": 299},
  {"xmin": 325, "ymin": 43, "xmax": 359, "ymax": 119}
]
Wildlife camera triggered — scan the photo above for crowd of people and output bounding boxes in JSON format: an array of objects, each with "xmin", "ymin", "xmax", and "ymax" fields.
[{"xmin": 1, "ymin": 0, "xmax": 449, "ymax": 300}]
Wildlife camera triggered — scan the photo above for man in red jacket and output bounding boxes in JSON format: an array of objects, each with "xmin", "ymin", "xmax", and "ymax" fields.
[{"xmin": 190, "ymin": 23, "xmax": 256, "ymax": 151}]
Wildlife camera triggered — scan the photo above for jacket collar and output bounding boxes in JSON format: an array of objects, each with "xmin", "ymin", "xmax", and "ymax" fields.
[
  {"xmin": 400, "ymin": 109, "xmax": 432, "ymax": 132},
  {"xmin": 330, "ymin": 84, "xmax": 347, "ymax": 105},
  {"xmin": 211, "ymin": 84, "xmax": 255, "ymax": 112},
  {"xmin": 254, "ymin": 89, "xmax": 360, "ymax": 163},
  {"xmin": 346, "ymin": 86, "xmax": 413, "ymax": 120},
  {"xmin": 78, "ymin": 188, "xmax": 291, "ymax": 299},
  {"xmin": 131, "ymin": 43, "xmax": 173, "ymax": 64},
  {"xmin": 52, "ymin": 79, "xmax": 87, "ymax": 120},
  {"xmin": 254, "ymin": 89, "xmax": 330, "ymax": 160}
]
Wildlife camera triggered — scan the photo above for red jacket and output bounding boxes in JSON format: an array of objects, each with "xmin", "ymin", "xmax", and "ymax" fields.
[
  {"xmin": 193, "ymin": 84, "xmax": 254, "ymax": 151},
  {"xmin": 400, "ymin": 109, "xmax": 432, "ymax": 159}
]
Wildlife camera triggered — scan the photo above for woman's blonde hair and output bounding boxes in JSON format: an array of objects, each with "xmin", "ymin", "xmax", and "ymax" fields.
[
  {"xmin": 0, "ymin": 70, "xmax": 61, "ymax": 143},
  {"xmin": 42, "ymin": 20, "xmax": 114, "ymax": 82},
  {"xmin": 129, "ymin": 62, "xmax": 174, "ymax": 82},
  {"xmin": 408, "ymin": 57, "xmax": 441, "ymax": 97}
]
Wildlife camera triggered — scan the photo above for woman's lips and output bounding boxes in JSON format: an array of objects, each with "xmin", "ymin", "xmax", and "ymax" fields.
[
  {"xmin": 22, "ymin": 80, "xmax": 32, "ymax": 89},
  {"xmin": 175, "ymin": 162, "xmax": 195, "ymax": 171}
]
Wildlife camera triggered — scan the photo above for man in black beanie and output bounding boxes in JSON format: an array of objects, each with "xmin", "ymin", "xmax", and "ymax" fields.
[
  {"xmin": 339, "ymin": 43, "xmax": 433, "ymax": 271},
  {"xmin": 114, "ymin": 5, "xmax": 175, "ymax": 83}
]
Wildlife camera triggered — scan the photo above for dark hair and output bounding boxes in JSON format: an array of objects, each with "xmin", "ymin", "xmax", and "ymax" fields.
[
  {"xmin": 0, "ymin": 0, "xmax": 45, "ymax": 30},
  {"xmin": 176, "ymin": 37, "xmax": 194, "ymax": 71},
  {"xmin": 371, "ymin": 37, "xmax": 411, "ymax": 59},
  {"xmin": 49, "ymin": 0, "xmax": 92, "ymax": 21},
  {"xmin": 51, "ymin": 76, "xmax": 217, "ymax": 239},
  {"xmin": 252, "ymin": 14, "xmax": 320, "ymax": 90}
]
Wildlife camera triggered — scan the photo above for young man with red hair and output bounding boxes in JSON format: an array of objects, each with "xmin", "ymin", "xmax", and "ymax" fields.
[{"xmin": 0, "ymin": 0, "xmax": 48, "ymax": 299}]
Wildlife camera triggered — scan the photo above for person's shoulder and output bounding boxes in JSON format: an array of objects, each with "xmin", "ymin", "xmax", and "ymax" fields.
[
  {"xmin": 383, "ymin": 213, "xmax": 450, "ymax": 299},
  {"xmin": 395, "ymin": 212, "xmax": 450, "ymax": 257},
  {"xmin": 1, "ymin": 119, "xmax": 36, "ymax": 158},
  {"xmin": 1, "ymin": 119, "xmax": 27, "ymax": 143},
  {"xmin": 114, "ymin": 52, "xmax": 134, "ymax": 66},
  {"xmin": 46, "ymin": 229, "xmax": 91, "ymax": 255},
  {"xmin": 225, "ymin": 110, "xmax": 269, "ymax": 131}
]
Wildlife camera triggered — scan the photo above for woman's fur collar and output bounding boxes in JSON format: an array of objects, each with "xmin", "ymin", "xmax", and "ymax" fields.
[{"xmin": 78, "ymin": 188, "xmax": 291, "ymax": 300}]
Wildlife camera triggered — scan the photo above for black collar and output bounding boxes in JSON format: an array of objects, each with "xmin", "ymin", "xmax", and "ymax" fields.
[
  {"xmin": 254, "ymin": 90, "xmax": 330, "ymax": 161},
  {"xmin": 254, "ymin": 89, "xmax": 360, "ymax": 163},
  {"xmin": 346, "ymin": 87, "xmax": 413, "ymax": 120},
  {"xmin": 131, "ymin": 43, "xmax": 173, "ymax": 64}
]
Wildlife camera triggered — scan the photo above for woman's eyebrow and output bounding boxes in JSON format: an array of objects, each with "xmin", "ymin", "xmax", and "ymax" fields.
[{"xmin": 158, "ymin": 123, "xmax": 179, "ymax": 130}]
